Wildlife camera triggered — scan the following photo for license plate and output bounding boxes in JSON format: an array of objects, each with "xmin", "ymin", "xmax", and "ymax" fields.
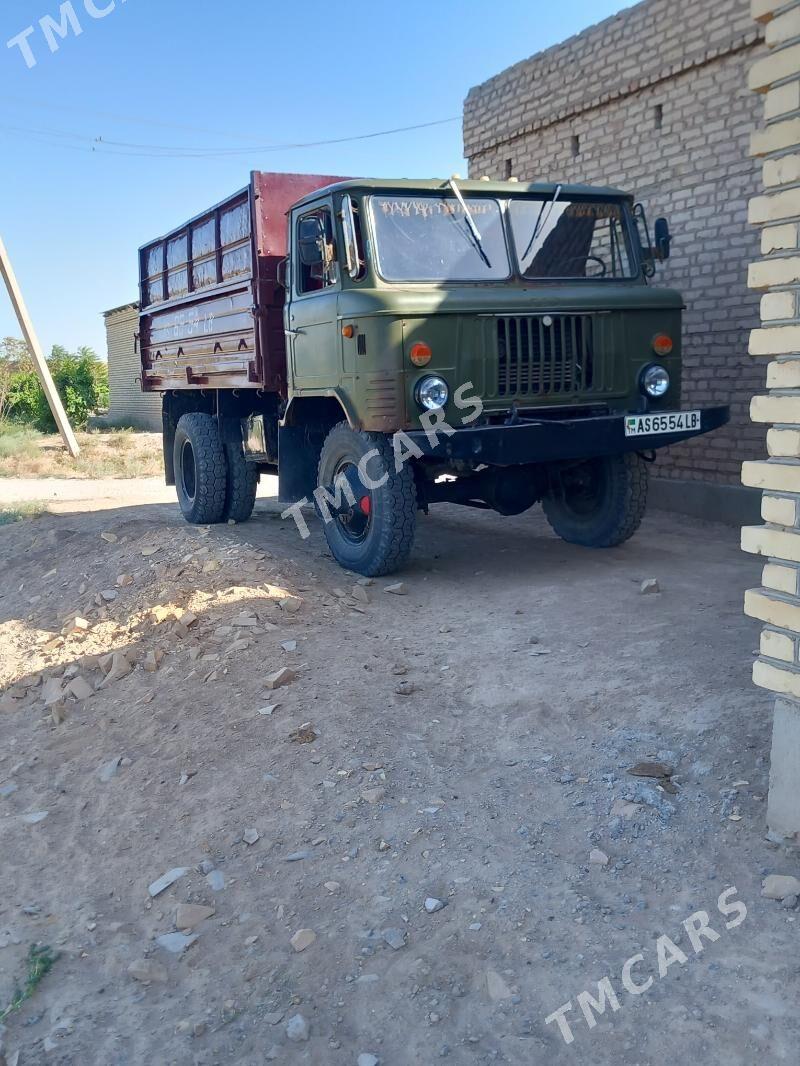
[{"xmin": 624, "ymin": 411, "xmax": 701, "ymax": 437}]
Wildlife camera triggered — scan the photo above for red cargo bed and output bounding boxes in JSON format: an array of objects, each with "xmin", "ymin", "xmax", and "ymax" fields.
[{"xmin": 138, "ymin": 171, "xmax": 343, "ymax": 396}]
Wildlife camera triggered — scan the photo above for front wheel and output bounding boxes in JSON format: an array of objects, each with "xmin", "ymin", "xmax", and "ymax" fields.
[
  {"xmin": 317, "ymin": 423, "xmax": 417, "ymax": 576},
  {"xmin": 542, "ymin": 453, "xmax": 648, "ymax": 548}
]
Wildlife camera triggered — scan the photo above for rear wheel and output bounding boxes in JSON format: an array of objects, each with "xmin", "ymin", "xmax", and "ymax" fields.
[
  {"xmin": 542, "ymin": 452, "xmax": 648, "ymax": 547},
  {"xmin": 174, "ymin": 413, "xmax": 227, "ymax": 524},
  {"xmin": 317, "ymin": 423, "xmax": 417, "ymax": 576},
  {"xmin": 222, "ymin": 440, "xmax": 258, "ymax": 523}
]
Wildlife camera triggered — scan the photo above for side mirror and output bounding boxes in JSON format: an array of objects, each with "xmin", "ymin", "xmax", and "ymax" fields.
[
  {"xmin": 654, "ymin": 217, "xmax": 671, "ymax": 261},
  {"xmin": 298, "ymin": 216, "xmax": 324, "ymax": 266}
]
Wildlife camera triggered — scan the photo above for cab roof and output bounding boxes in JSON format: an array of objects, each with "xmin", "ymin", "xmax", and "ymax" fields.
[{"xmin": 290, "ymin": 176, "xmax": 631, "ymax": 210}]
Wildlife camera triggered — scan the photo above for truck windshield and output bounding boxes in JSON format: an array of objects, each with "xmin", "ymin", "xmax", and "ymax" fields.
[
  {"xmin": 508, "ymin": 198, "xmax": 637, "ymax": 280},
  {"xmin": 370, "ymin": 194, "xmax": 510, "ymax": 282}
]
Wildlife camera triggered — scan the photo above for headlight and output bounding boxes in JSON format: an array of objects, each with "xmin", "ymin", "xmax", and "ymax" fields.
[
  {"xmin": 415, "ymin": 375, "xmax": 449, "ymax": 411},
  {"xmin": 641, "ymin": 364, "xmax": 670, "ymax": 398}
]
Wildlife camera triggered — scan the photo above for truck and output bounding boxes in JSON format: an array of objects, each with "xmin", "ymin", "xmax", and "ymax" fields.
[{"xmin": 137, "ymin": 171, "xmax": 729, "ymax": 575}]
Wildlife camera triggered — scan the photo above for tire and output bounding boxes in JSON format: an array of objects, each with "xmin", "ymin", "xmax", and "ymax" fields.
[
  {"xmin": 173, "ymin": 413, "xmax": 227, "ymax": 524},
  {"xmin": 542, "ymin": 452, "xmax": 648, "ymax": 548},
  {"xmin": 222, "ymin": 440, "xmax": 258, "ymax": 523},
  {"xmin": 317, "ymin": 422, "xmax": 417, "ymax": 576}
]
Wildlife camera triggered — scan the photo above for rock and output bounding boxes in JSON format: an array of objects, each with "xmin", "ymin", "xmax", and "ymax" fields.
[
  {"xmin": 0, "ymin": 783, "xmax": 18, "ymax": 798},
  {"xmin": 640, "ymin": 578, "xmax": 660, "ymax": 595},
  {"xmin": 782, "ymin": 894, "xmax": 798, "ymax": 910},
  {"xmin": 202, "ymin": 559, "xmax": 220, "ymax": 573},
  {"xmin": 21, "ymin": 811, "xmax": 48, "ymax": 825},
  {"xmin": 358, "ymin": 1056, "xmax": 380, "ymax": 1066},
  {"xmin": 127, "ymin": 958, "xmax": 168, "ymax": 983},
  {"xmin": 98, "ymin": 757, "xmax": 122, "ymax": 783},
  {"xmin": 384, "ymin": 582, "xmax": 407, "ymax": 595},
  {"xmin": 281, "ymin": 640, "xmax": 297, "ymax": 652},
  {"xmin": 206, "ymin": 870, "xmax": 225, "ymax": 891},
  {"xmin": 285, "ymin": 850, "xmax": 311, "ymax": 862},
  {"xmin": 394, "ymin": 681, "xmax": 415, "ymax": 696},
  {"xmin": 101, "ymin": 589, "xmax": 118, "ymax": 602},
  {"xmin": 41, "ymin": 678, "xmax": 64, "ymax": 706},
  {"xmin": 288, "ymin": 725, "xmax": 318, "ymax": 744},
  {"xmin": 176, "ymin": 904, "xmax": 215, "ymax": 930},
  {"xmin": 116, "ymin": 574, "xmax": 133, "ymax": 587},
  {"xmin": 361, "ymin": 787, "xmax": 386, "ymax": 804},
  {"xmin": 486, "ymin": 969, "xmax": 513, "ymax": 1002},
  {"xmin": 279, "ymin": 597, "xmax": 302, "ymax": 614},
  {"xmin": 156, "ymin": 932, "xmax": 198, "ymax": 954},
  {"xmin": 265, "ymin": 667, "xmax": 296, "ymax": 690},
  {"xmin": 762, "ymin": 874, "xmax": 800, "ymax": 900},
  {"xmin": 62, "ymin": 616, "xmax": 90, "ymax": 635},
  {"xmin": 66, "ymin": 676, "xmax": 94, "ymax": 701},
  {"xmin": 100, "ymin": 531, "xmax": 118, "ymax": 543},
  {"xmin": 143, "ymin": 650, "xmax": 163, "ymax": 673},
  {"xmin": 141, "ymin": 545, "xmax": 159, "ymax": 557},
  {"xmin": 148, "ymin": 867, "xmax": 190, "ymax": 898},
  {"xmin": 257, "ymin": 704, "xmax": 279, "ymax": 716},
  {"xmin": 323, "ymin": 881, "xmax": 340, "ymax": 893},
  {"xmin": 351, "ymin": 585, "xmax": 370, "ymax": 604},
  {"xmin": 425, "ymin": 897, "xmax": 446, "ymax": 913},
  {"xmin": 99, "ymin": 652, "xmax": 132, "ymax": 688},
  {"xmin": 242, "ymin": 828, "xmax": 259, "ymax": 846},
  {"xmin": 382, "ymin": 927, "xmax": 406, "ymax": 950},
  {"xmin": 286, "ymin": 1014, "xmax": 309, "ymax": 1042},
  {"xmin": 290, "ymin": 928, "xmax": 316, "ymax": 952},
  {"xmin": 589, "ymin": 848, "xmax": 609, "ymax": 866},
  {"xmin": 628, "ymin": 760, "xmax": 674, "ymax": 779}
]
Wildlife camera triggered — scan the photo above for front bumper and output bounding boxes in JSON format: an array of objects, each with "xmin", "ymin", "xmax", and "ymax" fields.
[{"xmin": 405, "ymin": 405, "xmax": 730, "ymax": 467}]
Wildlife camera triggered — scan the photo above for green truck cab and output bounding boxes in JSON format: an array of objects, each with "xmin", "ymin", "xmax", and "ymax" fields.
[{"xmin": 138, "ymin": 171, "xmax": 728, "ymax": 575}]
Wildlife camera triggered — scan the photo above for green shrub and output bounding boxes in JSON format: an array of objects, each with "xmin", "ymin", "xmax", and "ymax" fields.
[{"xmin": 6, "ymin": 346, "xmax": 108, "ymax": 432}]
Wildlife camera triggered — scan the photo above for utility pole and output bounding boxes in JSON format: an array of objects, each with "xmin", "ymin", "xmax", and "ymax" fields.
[{"xmin": 0, "ymin": 233, "xmax": 79, "ymax": 457}]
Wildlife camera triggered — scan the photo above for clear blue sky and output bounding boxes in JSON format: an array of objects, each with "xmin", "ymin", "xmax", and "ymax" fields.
[{"xmin": 0, "ymin": 0, "xmax": 633, "ymax": 357}]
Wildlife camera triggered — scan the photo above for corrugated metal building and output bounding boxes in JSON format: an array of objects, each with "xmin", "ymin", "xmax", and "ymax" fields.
[{"xmin": 103, "ymin": 302, "xmax": 161, "ymax": 430}]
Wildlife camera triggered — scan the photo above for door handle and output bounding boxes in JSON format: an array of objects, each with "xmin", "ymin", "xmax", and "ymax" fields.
[{"xmin": 284, "ymin": 328, "xmax": 305, "ymax": 338}]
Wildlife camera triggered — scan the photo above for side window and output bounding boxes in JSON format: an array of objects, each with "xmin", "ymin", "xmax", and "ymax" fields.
[{"xmin": 297, "ymin": 206, "xmax": 339, "ymax": 294}]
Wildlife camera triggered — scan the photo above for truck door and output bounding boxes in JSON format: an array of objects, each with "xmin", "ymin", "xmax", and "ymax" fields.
[{"xmin": 286, "ymin": 200, "xmax": 341, "ymax": 390}]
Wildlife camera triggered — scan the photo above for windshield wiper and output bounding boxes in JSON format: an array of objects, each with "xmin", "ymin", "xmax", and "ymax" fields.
[
  {"xmin": 448, "ymin": 177, "xmax": 492, "ymax": 269},
  {"xmin": 521, "ymin": 183, "xmax": 563, "ymax": 265}
]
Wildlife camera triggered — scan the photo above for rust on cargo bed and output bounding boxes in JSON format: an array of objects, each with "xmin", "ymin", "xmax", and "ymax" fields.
[{"xmin": 138, "ymin": 171, "xmax": 344, "ymax": 396}]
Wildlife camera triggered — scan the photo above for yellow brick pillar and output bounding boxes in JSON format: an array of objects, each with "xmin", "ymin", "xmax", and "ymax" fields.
[{"xmin": 743, "ymin": 0, "xmax": 800, "ymax": 841}]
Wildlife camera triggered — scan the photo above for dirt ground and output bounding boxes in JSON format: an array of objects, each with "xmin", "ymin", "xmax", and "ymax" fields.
[{"xmin": 1, "ymin": 480, "xmax": 798, "ymax": 1066}]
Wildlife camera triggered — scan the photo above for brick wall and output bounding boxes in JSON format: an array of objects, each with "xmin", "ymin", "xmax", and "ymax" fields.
[
  {"xmin": 741, "ymin": 0, "xmax": 800, "ymax": 841},
  {"xmin": 463, "ymin": 0, "xmax": 766, "ymax": 487}
]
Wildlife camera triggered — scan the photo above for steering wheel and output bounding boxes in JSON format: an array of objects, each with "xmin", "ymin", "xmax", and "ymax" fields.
[{"xmin": 561, "ymin": 254, "xmax": 607, "ymax": 278}]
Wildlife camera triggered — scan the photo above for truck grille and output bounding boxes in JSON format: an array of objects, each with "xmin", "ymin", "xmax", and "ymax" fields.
[{"xmin": 496, "ymin": 315, "xmax": 594, "ymax": 397}]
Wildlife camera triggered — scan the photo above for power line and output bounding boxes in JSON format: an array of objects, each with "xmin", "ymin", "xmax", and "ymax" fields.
[{"xmin": 0, "ymin": 115, "xmax": 461, "ymax": 159}]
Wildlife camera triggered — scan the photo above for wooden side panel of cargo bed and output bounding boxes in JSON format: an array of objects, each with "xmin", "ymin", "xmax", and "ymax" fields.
[{"xmin": 141, "ymin": 283, "xmax": 258, "ymax": 390}]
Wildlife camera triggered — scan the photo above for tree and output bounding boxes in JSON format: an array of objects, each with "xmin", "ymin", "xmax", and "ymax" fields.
[
  {"xmin": 0, "ymin": 337, "xmax": 33, "ymax": 422},
  {"xmin": 2, "ymin": 340, "xmax": 109, "ymax": 431}
]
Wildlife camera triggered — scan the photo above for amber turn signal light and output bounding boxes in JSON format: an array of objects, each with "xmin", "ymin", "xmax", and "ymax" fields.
[
  {"xmin": 409, "ymin": 341, "xmax": 432, "ymax": 367},
  {"xmin": 341, "ymin": 324, "xmax": 355, "ymax": 339},
  {"xmin": 652, "ymin": 334, "xmax": 673, "ymax": 356}
]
